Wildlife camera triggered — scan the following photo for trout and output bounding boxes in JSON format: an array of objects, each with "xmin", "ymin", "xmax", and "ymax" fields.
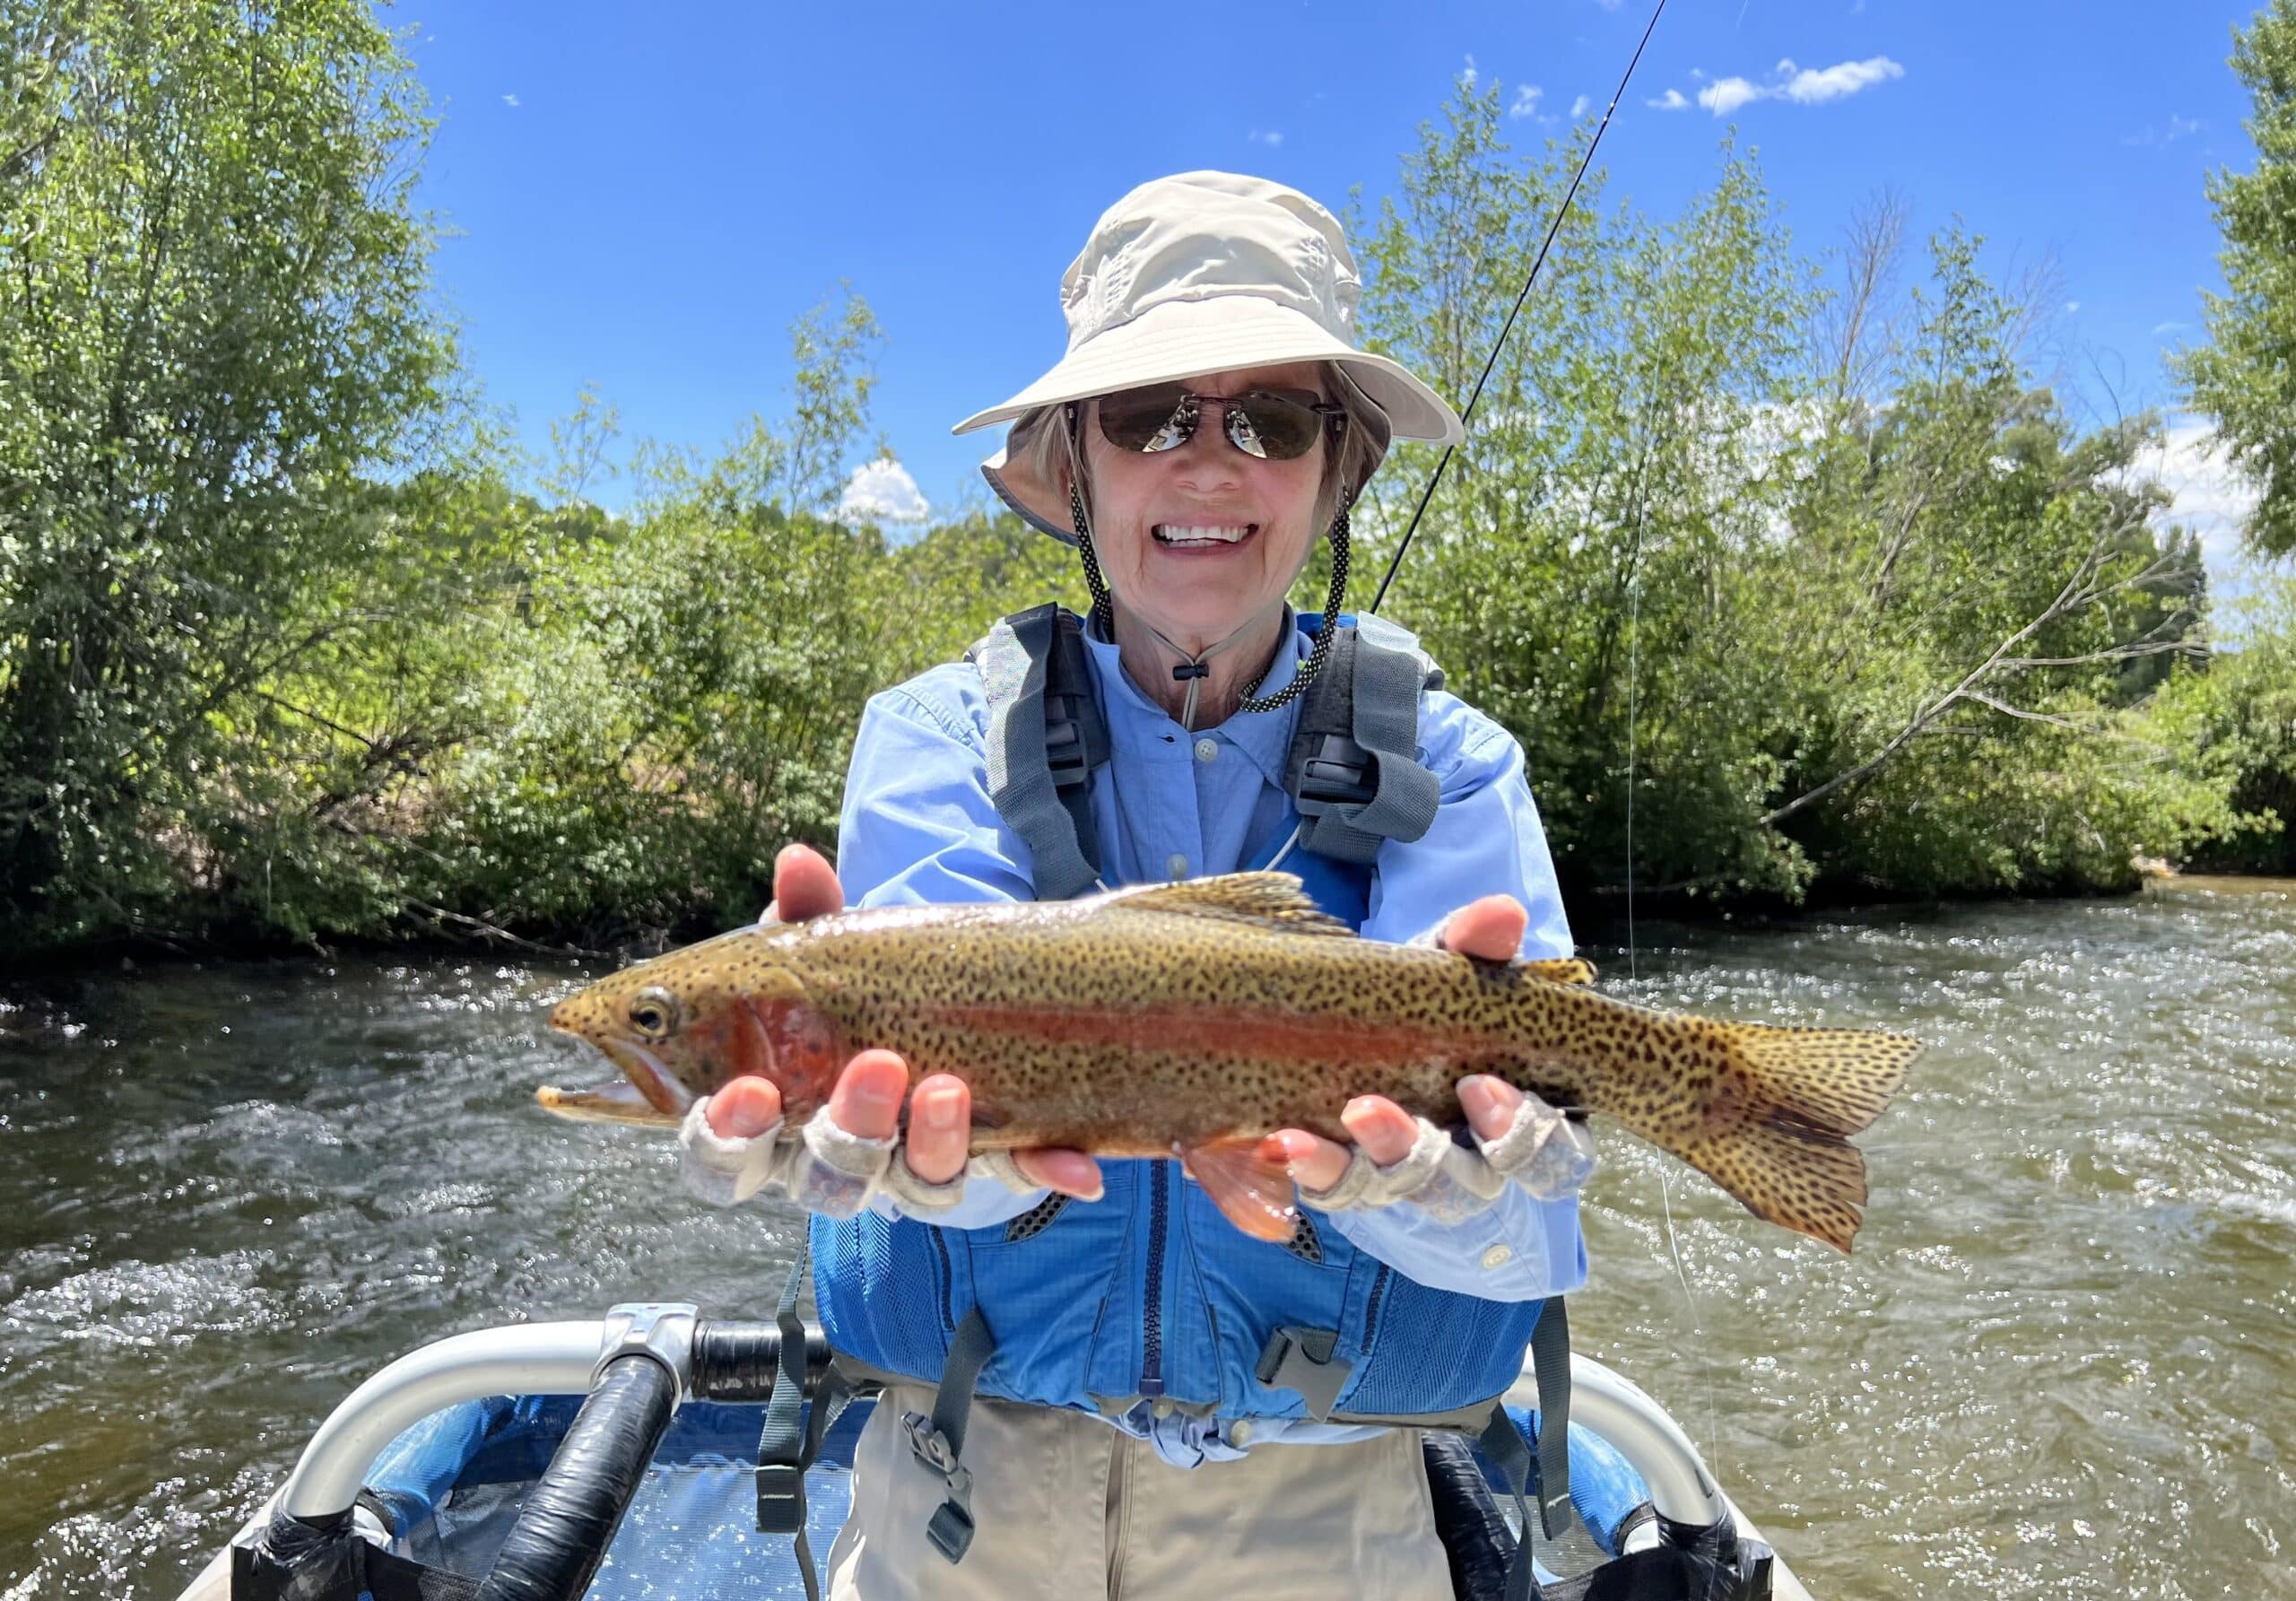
[{"xmin": 540, "ymin": 873, "xmax": 1915, "ymax": 1251}]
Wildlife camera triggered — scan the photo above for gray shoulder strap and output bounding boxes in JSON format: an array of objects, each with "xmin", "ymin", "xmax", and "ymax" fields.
[
  {"xmin": 965, "ymin": 604, "xmax": 1108, "ymax": 901},
  {"xmin": 1284, "ymin": 616, "xmax": 1442, "ymax": 866}
]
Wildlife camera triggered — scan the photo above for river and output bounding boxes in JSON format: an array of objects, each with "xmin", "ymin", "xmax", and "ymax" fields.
[{"xmin": 3, "ymin": 877, "xmax": 2292, "ymax": 1598}]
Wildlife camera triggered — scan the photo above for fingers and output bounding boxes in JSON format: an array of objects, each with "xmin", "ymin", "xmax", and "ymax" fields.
[
  {"xmin": 1014, "ymin": 1147, "xmax": 1105, "ymax": 1201},
  {"xmin": 1340, "ymin": 1094, "xmax": 1421, "ymax": 1165},
  {"xmin": 1438, "ymin": 894, "xmax": 1528, "ymax": 961},
  {"xmin": 764, "ymin": 843, "xmax": 845, "ymax": 925},
  {"xmin": 826, "ymin": 1048, "xmax": 910, "ymax": 1140},
  {"xmin": 1264, "ymin": 1128, "xmax": 1351, "ymax": 1193},
  {"xmin": 706, "ymin": 1075, "xmax": 783, "ymax": 1139},
  {"xmin": 906, "ymin": 1075, "xmax": 970, "ymax": 1185},
  {"xmin": 1457, "ymin": 1074, "xmax": 1526, "ymax": 1143}
]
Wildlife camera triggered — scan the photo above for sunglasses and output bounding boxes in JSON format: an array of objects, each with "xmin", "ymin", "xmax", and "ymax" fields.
[{"xmin": 1093, "ymin": 384, "xmax": 1347, "ymax": 462}]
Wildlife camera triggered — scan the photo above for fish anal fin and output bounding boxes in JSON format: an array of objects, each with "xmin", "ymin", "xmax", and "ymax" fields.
[
  {"xmin": 1099, "ymin": 874, "xmax": 1353, "ymax": 938},
  {"xmin": 1519, "ymin": 957, "xmax": 1598, "ymax": 987},
  {"xmin": 1180, "ymin": 1135, "xmax": 1300, "ymax": 1242}
]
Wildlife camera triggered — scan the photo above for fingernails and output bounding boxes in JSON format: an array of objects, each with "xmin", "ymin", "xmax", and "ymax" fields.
[
  {"xmin": 848, "ymin": 1075, "xmax": 902, "ymax": 1120},
  {"xmin": 722, "ymin": 1099, "xmax": 773, "ymax": 1138},
  {"xmin": 919, "ymin": 1086, "xmax": 962, "ymax": 1131}
]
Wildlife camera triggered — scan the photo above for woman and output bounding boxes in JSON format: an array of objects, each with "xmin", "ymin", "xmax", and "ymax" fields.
[{"xmin": 687, "ymin": 170, "xmax": 1598, "ymax": 1599}]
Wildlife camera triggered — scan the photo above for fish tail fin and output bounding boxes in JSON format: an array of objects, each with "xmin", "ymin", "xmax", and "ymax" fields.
[
  {"xmin": 1677, "ymin": 1114, "xmax": 1872, "ymax": 1254},
  {"xmin": 1692, "ymin": 1022, "xmax": 1918, "ymax": 1251}
]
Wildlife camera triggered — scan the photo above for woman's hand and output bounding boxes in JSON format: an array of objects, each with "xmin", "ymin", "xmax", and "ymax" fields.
[
  {"xmin": 1264, "ymin": 894, "xmax": 1591, "ymax": 1201},
  {"xmin": 700, "ymin": 845, "xmax": 1102, "ymax": 1202}
]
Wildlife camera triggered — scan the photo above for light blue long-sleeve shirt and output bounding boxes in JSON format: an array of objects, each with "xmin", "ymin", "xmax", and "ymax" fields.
[{"xmin": 832, "ymin": 612, "xmax": 1588, "ymax": 1463}]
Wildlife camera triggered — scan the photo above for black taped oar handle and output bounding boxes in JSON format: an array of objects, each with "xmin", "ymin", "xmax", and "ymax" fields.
[
  {"xmin": 474, "ymin": 1353, "xmax": 677, "ymax": 1601},
  {"xmin": 688, "ymin": 1318, "xmax": 832, "ymax": 1402}
]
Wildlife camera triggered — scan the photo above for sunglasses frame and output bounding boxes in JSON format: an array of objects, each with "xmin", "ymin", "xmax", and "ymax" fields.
[{"xmin": 1093, "ymin": 385, "xmax": 1348, "ymax": 462}]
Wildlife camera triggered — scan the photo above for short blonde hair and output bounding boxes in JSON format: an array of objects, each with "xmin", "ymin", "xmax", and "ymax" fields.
[{"xmin": 1007, "ymin": 362, "xmax": 1388, "ymax": 540}]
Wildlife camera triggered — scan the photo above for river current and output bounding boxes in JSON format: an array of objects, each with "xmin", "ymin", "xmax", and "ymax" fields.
[{"xmin": 3, "ymin": 878, "xmax": 2292, "ymax": 1597}]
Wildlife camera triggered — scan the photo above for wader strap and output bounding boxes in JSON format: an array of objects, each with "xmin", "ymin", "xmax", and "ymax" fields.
[
  {"xmin": 757, "ymin": 1235, "xmax": 854, "ymax": 1601},
  {"xmin": 1476, "ymin": 1403, "xmax": 1544, "ymax": 1601},
  {"xmin": 1286, "ymin": 619, "xmax": 1440, "ymax": 866},
  {"xmin": 970, "ymin": 605, "xmax": 1107, "ymax": 901},
  {"xmin": 1530, "ymin": 1297, "xmax": 1575, "ymax": 1542},
  {"xmin": 903, "ymin": 1305, "xmax": 996, "ymax": 1563},
  {"xmin": 1254, "ymin": 1325, "xmax": 1353, "ymax": 1422}
]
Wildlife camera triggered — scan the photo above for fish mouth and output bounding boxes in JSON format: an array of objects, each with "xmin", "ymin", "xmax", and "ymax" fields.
[{"xmin": 536, "ymin": 1036, "xmax": 693, "ymax": 1127}]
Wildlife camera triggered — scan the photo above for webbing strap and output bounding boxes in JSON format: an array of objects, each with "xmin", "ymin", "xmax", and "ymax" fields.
[
  {"xmin": 1254, "ymin": 1325, "xmax": 1353, "ymax": 1421},
  {"xmin": 1476, "ymin": 1403, "xmax": 1544, "ymax": 1601},
  {"xmin": 1287, "ymin": 619, "xmax": 1441, "ymax": 865},
  {"xmin": 970, "ymin": 605, "xmax": 1105, "ymax": 901},
  {"xmin": 903, "ymin": 1306, "xmax": 996, "ymax": 1563},
  {"xmin": 1531, "ymin": 1297, "xmax": 1575, "ymax": 1541},
  {"xmin": 755, "ymin": 1236, "xmax": 824, "ymax": 1599}
]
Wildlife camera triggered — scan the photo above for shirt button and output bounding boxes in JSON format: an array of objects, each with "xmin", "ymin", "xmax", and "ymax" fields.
[
  {"xmin": 1194, "ymin": 737, "xmax": 1218, "ymax": 763},
  {"xmin": 1166, "ymin": 853, "xmax": 1189, "ymax": 881},
  {"xmin": 1480, "ymin": 1243, "xmax": 1515, "ymax": 1272},
  {"xmin": 1152, "ymin": 1397, "xmax": 1176, "ymax": 1419},
  {"xmin": 1227, "ymin": 1420, "xmax": 1255, "ymax": 1446}
]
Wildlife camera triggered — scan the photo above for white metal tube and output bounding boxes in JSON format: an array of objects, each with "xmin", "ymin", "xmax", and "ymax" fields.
[
  {"xmin": 1505, "ymin": 1352, "xmax": 1726, "ymax": 1527},
  {"xmin": 281, "ymin": 1321, "xmax": 604, "ymax": 1518}
]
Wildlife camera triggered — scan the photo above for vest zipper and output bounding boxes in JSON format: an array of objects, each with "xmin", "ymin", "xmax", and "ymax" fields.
[
  {"xmin": 929, "ymin": 1224, "xmax": 955, "ymax": 1332},
  {"xmin": 1140, "ymin": 1161, "xmax": 1169, "ymax": 1397}
]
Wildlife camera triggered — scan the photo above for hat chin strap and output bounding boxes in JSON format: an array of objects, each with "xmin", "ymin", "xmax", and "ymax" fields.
[{"xmin": 1063, "ymin": 407, "xmax": 1349, "ymax": 734}]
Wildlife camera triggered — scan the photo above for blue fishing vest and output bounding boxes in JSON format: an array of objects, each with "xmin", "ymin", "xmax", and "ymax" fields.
[{"xmin": 809, "ymin": 609, "xmax": 1549, "ymax": 1430}]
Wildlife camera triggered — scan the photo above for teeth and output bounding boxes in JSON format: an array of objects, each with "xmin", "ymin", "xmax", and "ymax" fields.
[{"xmin": 1155, "ymin": 525, "xmax": 1254, "ymax": 544}]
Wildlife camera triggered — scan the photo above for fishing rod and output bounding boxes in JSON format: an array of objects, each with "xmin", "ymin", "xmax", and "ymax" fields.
[{"xmin": 1368, "ymin": 0, "xmax": 1674, "ymax": 614}]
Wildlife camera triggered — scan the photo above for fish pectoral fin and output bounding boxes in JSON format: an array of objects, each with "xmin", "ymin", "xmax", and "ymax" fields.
[
  {"xmin": 1180, "ymin": 1135, "xmax": 1300, "ymax": 1242},
  {"xmin": 1519, "ymin": 957, "xmax": 1598, "ymax": 986},
  {"xmin": 1097, "ymin": 874, "xmax": 1355, "ymax": 938}
]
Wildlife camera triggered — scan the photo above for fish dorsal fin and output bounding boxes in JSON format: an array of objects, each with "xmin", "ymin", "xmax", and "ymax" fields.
[{"xmin": 1097, "ymin": 873, "xmax": 1355, "ymax": 937}]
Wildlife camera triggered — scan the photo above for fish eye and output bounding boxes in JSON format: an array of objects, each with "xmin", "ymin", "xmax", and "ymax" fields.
[{"xmin": 627, "ymin": 986, "xmax": 682, "ymax": 1040}]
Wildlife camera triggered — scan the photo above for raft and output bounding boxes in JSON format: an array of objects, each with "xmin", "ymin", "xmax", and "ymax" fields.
[{"xmin": 174, "ymin": 1303, "xmax": 1813, "ymax": 1600}]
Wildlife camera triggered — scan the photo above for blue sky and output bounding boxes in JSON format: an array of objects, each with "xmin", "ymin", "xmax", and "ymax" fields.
[{"xmin": 400, "ymin": 0, "xmax": 2266, "ymax": 555}]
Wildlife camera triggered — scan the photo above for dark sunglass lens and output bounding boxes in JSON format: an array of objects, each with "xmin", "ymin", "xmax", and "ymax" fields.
[
  {"xmin": 1100, "ymin": 387, "xmax": 1195, "ymax": 452},
  {"xmin": 1231, "ymin": 393, "xmax": 1322, "ymax": 460}
]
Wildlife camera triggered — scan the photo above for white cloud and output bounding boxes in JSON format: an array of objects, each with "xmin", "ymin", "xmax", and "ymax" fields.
[
  {"xmin": 2139, "ymin": 419, "xmax": 2261, "ymax": 566},
  {"xmin": 1509, "ymin": 84, "xmax": 1544, "ymax": 118},
  {"xmin": 839, "ymin": 457, "xmax": 931, "ymax": 526},
  {"xmin": 2153, "ymin": 320, "xmax": 2189, "ymax": 335},
  {"xmin": 1462, "ymin": 54, "xmax": 1478, "ymax": 88},
  {"xmin": 1698, "ymin": 76, "xmax": 1765, "ymax": 115},
  {"xmin": 1570, "ymin": 93, "xmax": 1592, "ymax": 117},
  {"xmin": 1779, "ymin": 55, "xmax": 1903, "ymax": 102},
  {"xmin": 501, "ymin": 92, "xmax": 520, "ymax": 109},
  {"xmin": 1648, "ymin": 88, "xmax": 1690, "ymax": 111},
  {"xmin": 2065, "ymin": 300, "xmax": 2081, "ymax": 313},
  {"xmin": 1669, "ymin": 54, "xmax": 1904, "ymax": 117},
  {"xmin": 1248, "ymin": 128, "xmax": 1283, "ymax": 146}
]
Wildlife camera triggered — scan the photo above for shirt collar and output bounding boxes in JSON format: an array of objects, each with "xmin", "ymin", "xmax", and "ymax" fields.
[{"xmin": 1081, "ymin": 609, "xmax": 1305, "ymax": 788}]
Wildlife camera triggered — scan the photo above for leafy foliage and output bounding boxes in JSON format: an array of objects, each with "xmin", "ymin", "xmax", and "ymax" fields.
[{"xmin": 2175, "ymin": 0, "xmax": 2296, "ymax": 558}]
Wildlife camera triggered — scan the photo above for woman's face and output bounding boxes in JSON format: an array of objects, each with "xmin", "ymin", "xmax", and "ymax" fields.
[{"xmin": 1077, "ymin": 361, "xmax": 1332, "ymax": 650}]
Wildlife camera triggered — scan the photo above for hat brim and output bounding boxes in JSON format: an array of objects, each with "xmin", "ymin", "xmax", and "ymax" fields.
[
  {"xmin": 952, "ymin": 296, "xmax": 1463, "ymax": 447},
  {"xmin": 961, "ymin": 297, "xmax": 1462, "ymax": 544}
]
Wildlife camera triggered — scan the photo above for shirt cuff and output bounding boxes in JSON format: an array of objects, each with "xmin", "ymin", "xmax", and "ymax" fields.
[{"xmin": 1320, "ymin": 1188, "xmax": 1589, "ymax": 1302}]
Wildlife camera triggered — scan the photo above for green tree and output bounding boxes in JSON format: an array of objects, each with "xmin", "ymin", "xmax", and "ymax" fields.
[
  {"xmin": 2175, "ymin": 0, "xmax": 2296, "ymax": 557},
  {"xmin": 0, "ymin": 0, "xmax": 458, "ymax": 950}
]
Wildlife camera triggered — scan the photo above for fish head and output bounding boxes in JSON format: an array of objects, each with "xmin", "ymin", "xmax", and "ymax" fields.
[{"xmin": 539, "ymin": 927, "xmax": 846, "ymax": 1127}]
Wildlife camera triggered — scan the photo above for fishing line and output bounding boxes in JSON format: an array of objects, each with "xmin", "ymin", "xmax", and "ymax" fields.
[{"xmin": 1368, "ymin": 0, "xmax": 1672, "ymax": 616}]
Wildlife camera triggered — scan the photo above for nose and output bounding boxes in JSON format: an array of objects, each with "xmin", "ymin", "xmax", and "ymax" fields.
[{"xmin": 1170, "ymin": 400, "xmax": 1244, "ymax": 494}]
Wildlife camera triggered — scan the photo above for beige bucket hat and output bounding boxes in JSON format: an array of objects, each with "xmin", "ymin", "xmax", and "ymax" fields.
[{"xmin": 957, "ymin": 170, "xmax": 1466, "ymax": 542}]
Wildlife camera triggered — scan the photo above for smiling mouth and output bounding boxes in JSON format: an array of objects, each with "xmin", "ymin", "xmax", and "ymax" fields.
[{"xmin": 1152, "ymin": 522, "xmax": 1258, "ymax": 549}]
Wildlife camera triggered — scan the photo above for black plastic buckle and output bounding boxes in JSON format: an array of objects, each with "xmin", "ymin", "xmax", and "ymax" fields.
[
  {"xmin": 1292, "ymin": 733, "xmax": 1376, "ymax": 813},
  {"xmin": 754, "ymin": 1461, "xmax": 805, "ymax": 1534},
  {"xmin": 1170, "ymin": 661, "xmax": 1211, "ymax": 681},
  {"xmin": 1044, "ymin": 697, "xmax": 1092, "ymax": 790}
]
